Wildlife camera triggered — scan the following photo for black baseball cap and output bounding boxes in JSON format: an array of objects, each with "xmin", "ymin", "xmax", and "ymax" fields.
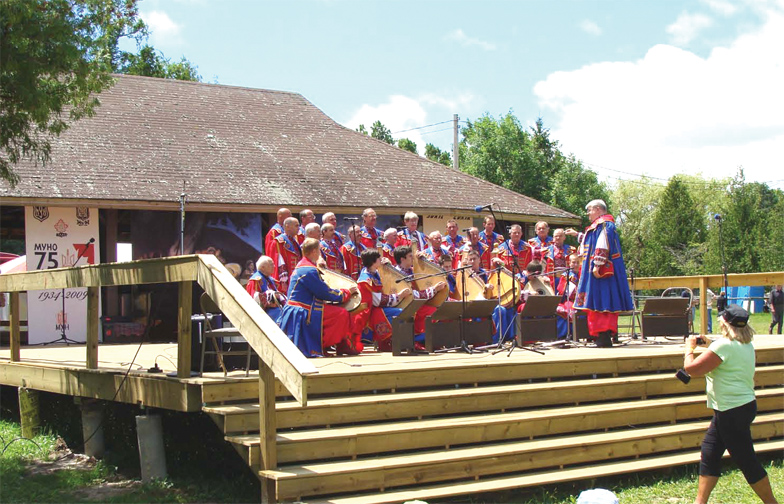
[{"xmin": 722, "ymin": 304, "xmax": 749, "ymax": 327}]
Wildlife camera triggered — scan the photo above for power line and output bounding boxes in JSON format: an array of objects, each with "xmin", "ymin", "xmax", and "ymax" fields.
[{"xmin": 392, "ymin": 120, "xmax": 452, "ymax": 135}]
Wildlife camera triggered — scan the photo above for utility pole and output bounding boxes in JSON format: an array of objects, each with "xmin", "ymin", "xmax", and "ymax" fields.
[{"xmin": 453, "ymin": 114, "xmax": 459, "ymax": 170}]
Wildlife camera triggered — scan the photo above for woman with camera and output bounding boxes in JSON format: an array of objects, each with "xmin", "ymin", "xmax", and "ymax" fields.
[{"xmin": 683, "ymin": 305, "xmax": 778, "ymax": 503}]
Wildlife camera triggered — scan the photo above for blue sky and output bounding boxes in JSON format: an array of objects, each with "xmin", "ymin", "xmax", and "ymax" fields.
[{"xmin": 133, "ymin": 0, "xmax": 783, "ymax": 189}]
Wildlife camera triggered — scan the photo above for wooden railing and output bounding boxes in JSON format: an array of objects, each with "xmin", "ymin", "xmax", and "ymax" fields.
[
  {"xmin": 0, "ymin": 254, "xmax": 317, "ymax": 405},
  {"xmin": 629, "ymin": 271, "xmax": 784, "ymax": 334}
]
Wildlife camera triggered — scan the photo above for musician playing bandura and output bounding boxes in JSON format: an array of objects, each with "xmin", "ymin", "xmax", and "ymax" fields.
[
  {"xmin": 277, "ymin": 238, "xmax": 359, "ymax": 357},
  {"xmin": 494, "ymin": 224, "xmax": 531, "ymax": 275},
  {"xmin": 352, "ymin": 249, "xmax": 412, "ymax": 352},
  {"xmin": 246, "ymin": 255, "xmax": 286, "ymax": 322},
  {"xmin": 459, "ymin": 227, "xmax": 493, "ymax": 270},
  {"xmin": 380, "ymin": 228, "xmax": 398, "ymax": 265},
  {"xmin": 424, "ymin": 231, "xmax": 451, "ymax": 264},
  {"xmin": 444, "ymin": 219, "xmax": 466, "ymax": 269},
  {"xmin": 394, "ymin": 245, "xmax": 447, "ymax": 344}
]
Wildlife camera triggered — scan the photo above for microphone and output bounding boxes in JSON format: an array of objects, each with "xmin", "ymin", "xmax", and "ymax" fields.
[
  {"xmin": 461, "ymin": 228, "xmax": 472, "ymax": 232},
  {"xmin": 87, "ymin": 237, "xmax": 95, "ymax": 244},
  {"xmin": 474, "ymin": 204, "xmax": 493, "ymax": 212},
  {"xmin": 713, "ymin": 213, "xmax": 722, "ymax": 221}
]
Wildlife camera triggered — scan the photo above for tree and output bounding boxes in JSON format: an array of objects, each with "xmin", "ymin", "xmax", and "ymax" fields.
[
  {"xmin": 370, "ymin": 120, "xmax": 394, "ymax": 144},
  {"xmin": 546, "ymin": 153, "xmax": 610, "ymax": 228},
  {"xmin": 0, "ymin": 0, "xmax": 145, "ymax": 186},
  {"xmin": 611, "ymin": 177, "xmax": 664, "ymax": 275},
  {"xmin": 424, "ymin": 143, "xmax": 452, "ymax": 167},
  {"xmin": 646, "ymin": 176, "xmax": 705, "ymax": 276},
  {"xmin": 397, "ymin": 138, "xmax": 417, "ymax": 154},
  {"xmin": 356, "ymin": 124, "xmax": 368, "ymax": 135},
  {"xmin": 118, "ymin": 45, "xmax": 201, "ymax": 81}
]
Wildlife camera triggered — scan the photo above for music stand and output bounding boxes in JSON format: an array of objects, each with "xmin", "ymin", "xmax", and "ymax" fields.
[
  {"xmin": 516, "ymin": 295, "xmax": 562, "ymax": 345},
  {"xmin": 43, "ymin": 238, "xmax": 95, "ymax": 346},
  {"xmin": 391, "ymin": 299, "xmax": 427, "ymax": 356},
  {"xmin": 427, "ymin": 300, "xmax": 496, "ymax": 353}
]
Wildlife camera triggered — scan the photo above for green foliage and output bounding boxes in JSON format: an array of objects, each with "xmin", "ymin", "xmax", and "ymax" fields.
[
  {"xmin": 370, "ymin": 120, "xmax": 394, "ymax": 144},
  {"xmin": 396, "ymin": 137, "xmax": 417, "ymax": 154},
  {"xmin": 0, "ymin": 0, "xmax": 145, "ymax": 187},
  {"xmin": 424, "ymin": 143, "xmax": 452, "ymax": 167},
  {"xmin": 645, "ymin": 176, "xmax": 705, "ymax": 276},
  {"xmin": 459, "ymin": 113, "xmax": 607, "ymax": 225},
  {"xmin": 118, "ymin": 45, "xmax": 201, "ymax": 82},
  {"xmin": 608, "ymin": 177, "xmax": 663, "ymax": 274},
  {"xmin": 356, "ymin": 124, "xmax": 368, "ymax": 135}
]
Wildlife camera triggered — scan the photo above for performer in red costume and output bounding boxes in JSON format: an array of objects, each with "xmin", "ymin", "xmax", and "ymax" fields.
[
  {"xmin": 341, "ymin": 225, "xmax": 366, "ymax": 280},
  {"xmin": 271, "ymin": 217, "xmax": 302, "ymax": 293},
  {"xmin": 265, "ymin": 208, "xmax": 291, "ymax": 255}
]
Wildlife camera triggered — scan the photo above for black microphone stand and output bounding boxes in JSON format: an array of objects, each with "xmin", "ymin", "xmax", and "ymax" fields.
[{"xmin": 43, "ymin": 237, "xmax": 95, "ymax": 346}]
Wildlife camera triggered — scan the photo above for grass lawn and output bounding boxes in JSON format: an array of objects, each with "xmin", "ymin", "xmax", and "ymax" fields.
[
  {"xmin": 619, "ymin": 305, "xmax": 776, "ymax": 337},
  {"xmin": 2, "ymin": 418, "xmax": 782, "ymax": 503}
]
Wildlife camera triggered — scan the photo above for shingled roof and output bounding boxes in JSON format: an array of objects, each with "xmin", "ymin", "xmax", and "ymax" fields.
[{"xmin": 0, "ymin": 75, "xmax": 578, "ymax": 222}]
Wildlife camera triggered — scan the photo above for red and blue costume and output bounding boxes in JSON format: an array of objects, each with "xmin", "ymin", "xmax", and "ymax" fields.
[
  {"xmin": 277, "ymin": 257, "xmax": 354, "ymax": 357},
  {"xmin": 352, "ymin": 268, "xmax": 404, "ymax": 351},
  {"xmin": 340, "ymin": 239, "xmax": 366, "ymax": 280},
  {"xmin": 497, "ymin": 240, "xmax": 532, "ymax": 274},
  {"xmin": 395, "ymin": 228, "xmax": 428, "ymax": 251},
  {"xmin": 272, "ymin": 234, "xmax": 302, "ymax": 293},
  {"xmin": 547, "ymin": 243, "xmax": 573, "ymax": 291},
  {"xmin": 360, "ymin": 225, "xmax": 384, "ymax": 249},
  {"xmin": 574, "ymin": 214, "xmax": 634, "ymax": 336},
  {"xmin": 423, "ymin": 244, "xmax": 451, "ymax": 264},
  {"xmin": 380, "ymin": 242, "xmax": 397, "ymax": 265},
  {"xmin": 479, "ymin": 230, "xmax": 504, "ymax": 249},
  {"xmin": 459, "ymin": 241, "xmax": 493, "ymax": 270},
  {"xmin": 264, "ymin": 222, "xmax": 283, "ymax": 256},
  {"xmin": 396, "ymin": 265, "xmax": 439, "ymax": 342},
  {"xmin": 245, "ymin": 271, "xmax": 286, "ymax": 322},
  {"xmin": 528, "ymin": 235, "xmax": 553, "ymax": 266},
  {"xmin": 320, "ymin": 238, "xmax": 345, "ymax": 274},
  {"xmin": 473, "ymin": 267, "xmax": 516, "ymax": 344}
]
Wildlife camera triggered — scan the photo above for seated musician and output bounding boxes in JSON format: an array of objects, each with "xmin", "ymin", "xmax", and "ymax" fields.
[
  {"xmin": 246, "ymin": 255, "xmax": 287, "ymax": 322},
  {"xmin": 467, "ymin": 250, "xmax": 516, "ymax": 344},
  {"xmin": 495, "ymin": 224, "xmax": 531, "ymax": 275},
  {"xmin": 555, "ymin": 253, "xmax": 581, "ymax": 339},
  {"xmin": 272, "ymin": 216, "xmax": 302, "ymax": 293},
  {"xmin": 395, "ymin": 211, "xmax": 428, "ymax": 251},
  {"xmin": 352, "ymin": 249, "xmax": 412, "ymax": 352},
  {"xmin": 394, "ymin": 245, "xmax": 447, "ymax": 344},
  {"xmin": 341, "ymin": 225, "xmax": 366, "ymax": 280},
  {"xmin": 424, "ymin": 231, "xmax": 451, "ymax": 264},
  {"xmin": 381, "ymin": 228, "xmax": 398, "ymax": 265},
  {"xmin": 437, "ymin": 253, "xmax": 458, "ymax": 300},
  {"xmin": 515, "ymin": 260, "xmax": 554, "ymax": 312},
  {"xmin": 320, "ymin": 223, "xmax": 345, "ymax": 274},
  {"xmin": 479, "ymin": 215, "xmax": 504, "ymax": 248},
  {"xmin": 277, "ymin": 238, "xmax": 359, "ymax": 357},
  {"xmin": 459, "ymin": 227, "xmax": 493, "ymax": 270}
]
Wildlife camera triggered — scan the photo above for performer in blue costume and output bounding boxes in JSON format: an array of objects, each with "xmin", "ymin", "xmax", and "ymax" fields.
[
  {"xmin": 277, "ymin": 238, "xmax": 358, "ymax": 357},
  {"xmin": 246, "ymin": 255, "xmax": 286, "ymax": 322},
  {"xmin": 567, "ymin": 199, "xmax": 634, "ymax": 348}
]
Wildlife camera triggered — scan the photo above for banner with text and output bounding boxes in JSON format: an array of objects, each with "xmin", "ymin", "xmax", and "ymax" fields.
[{"xmin": 25, "ymin": 206, "xmax": 101, "ymax": 344}]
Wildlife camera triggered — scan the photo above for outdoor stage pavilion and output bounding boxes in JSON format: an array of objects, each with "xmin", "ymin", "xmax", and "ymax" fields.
[
  {"xmin": 4, "ymin": 76, "xmax": 780, "ymax": 504},
  {"xmin": 0, "ymin": 73, "xmax": 579, "ymax": 325}
]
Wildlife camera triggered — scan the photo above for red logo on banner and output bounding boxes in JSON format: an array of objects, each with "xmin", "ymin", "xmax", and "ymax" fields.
[
  {"xmin": 73, "ymin": 243, "xmax": 95, "ymax": 265},
  {"xmin": 54, "ymin": 219, "xmax": 69, "ymax": 237}
]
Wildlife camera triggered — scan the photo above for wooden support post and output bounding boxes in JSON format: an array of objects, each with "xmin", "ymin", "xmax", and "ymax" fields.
[
  {"xmin": 259, "ymin": 357, "xmax": 277, "ymax": 504},
  {"xmin": 699, "ymin": 276, "xmax": 708, "ymax": 335},
  {"xmin": 177, "ymin": 281, "xmax": 192, "ymax": 379},
  {"xmin": 19, "ymin": 387, "xmax": 40, "ymax": 439},
  {"xmin": 86, "ymin": 286, "xmax": 99, "ymax": 369},
  {"xmin": 9, "ymin": 292, "xmax": 20, "ymax": 362}
]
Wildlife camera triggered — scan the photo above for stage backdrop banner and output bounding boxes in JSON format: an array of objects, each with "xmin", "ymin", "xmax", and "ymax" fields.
[
  {"xmin": 25, "ymin": 206, "xmax": 100, "ymax": 344},
  {"xmin": 422, "ymin": 214, "xmax": 472, "ymax": 236}
]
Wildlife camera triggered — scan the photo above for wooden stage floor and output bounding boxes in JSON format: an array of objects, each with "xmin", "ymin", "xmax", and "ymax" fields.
[{"xmin": 2, "ymin": 333, "xmax": 782, "ymax": 385}]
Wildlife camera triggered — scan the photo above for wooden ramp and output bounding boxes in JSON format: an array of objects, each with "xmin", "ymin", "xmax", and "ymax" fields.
[{"xmin": 198, "ymin": 338, "xmax": 784, "ymax": 503}]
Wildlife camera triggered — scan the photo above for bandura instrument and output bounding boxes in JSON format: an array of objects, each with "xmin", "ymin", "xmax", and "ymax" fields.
[
  {"xmin": 524, "ymin": 275, "xmax": 555, "ymax": 296},
  {"xmin": 487, "ymin": 266, "xmax": 522, "ymax": 308},
  {"xmin": 318, "ymin": 266, "xmax": 362, "ymax": 313},
  {"xmin": 455, "ymin": 269, "xmax": 488, "ymax": 301},
  {"xmin": 410, "ymin": 237, "xmax": 448, "ymax": 308},
  {"xmin": 377, "ymin": 261, "xmax": 413, "ymax": 310}
]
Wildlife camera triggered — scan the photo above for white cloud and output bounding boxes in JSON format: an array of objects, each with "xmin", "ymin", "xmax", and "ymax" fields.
[
  {"xmin": 533, "ymin": 8, "xmax": 784, "ymax": 187},
  {"xmin": 141, "ymin": 10, "xmax": 183, "ymax": 46},
  {"xmin": 700, "ymin": 0, "xmax": 739, "ymax": 16},
  {"xmin": 445, "ymin": 29, "xmax": 497, "ymax": 51},
  {"xmin": 666, "ymin": 12, "xmax": 714, "ymax": 45},
  {"xmin": 579, "ymin": 19, "xmax": 603, "ymax": 36},
  {"xmin": 343, "ymin": 92, "xmax": 477, "ymax": 155}
]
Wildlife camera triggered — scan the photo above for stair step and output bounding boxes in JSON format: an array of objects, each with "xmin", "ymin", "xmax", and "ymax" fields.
[
  {"xmin": 227, "ymin": 387, "xmax": 784, "ymax": 464},
  {"xmin": 261, "ymin": 412, "xmax": 784, "ymax": 500},
  {"xmin": 309, "ymin": 438, "xmax": 784, "ymax": 504},
  {"xmin": 203, "ymin": 365, "xmax": 784, "ymax": 432}
]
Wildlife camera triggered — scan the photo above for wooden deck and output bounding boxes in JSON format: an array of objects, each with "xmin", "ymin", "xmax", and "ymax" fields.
[{"xmin": 2, "ymin": 335, "xmax": 783, "ymax": 502}]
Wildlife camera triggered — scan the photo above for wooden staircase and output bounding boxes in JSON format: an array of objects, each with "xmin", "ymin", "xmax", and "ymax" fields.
[{"xmin": 202, "ymin": 347, "xmax": 784, "ymax": 503}]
